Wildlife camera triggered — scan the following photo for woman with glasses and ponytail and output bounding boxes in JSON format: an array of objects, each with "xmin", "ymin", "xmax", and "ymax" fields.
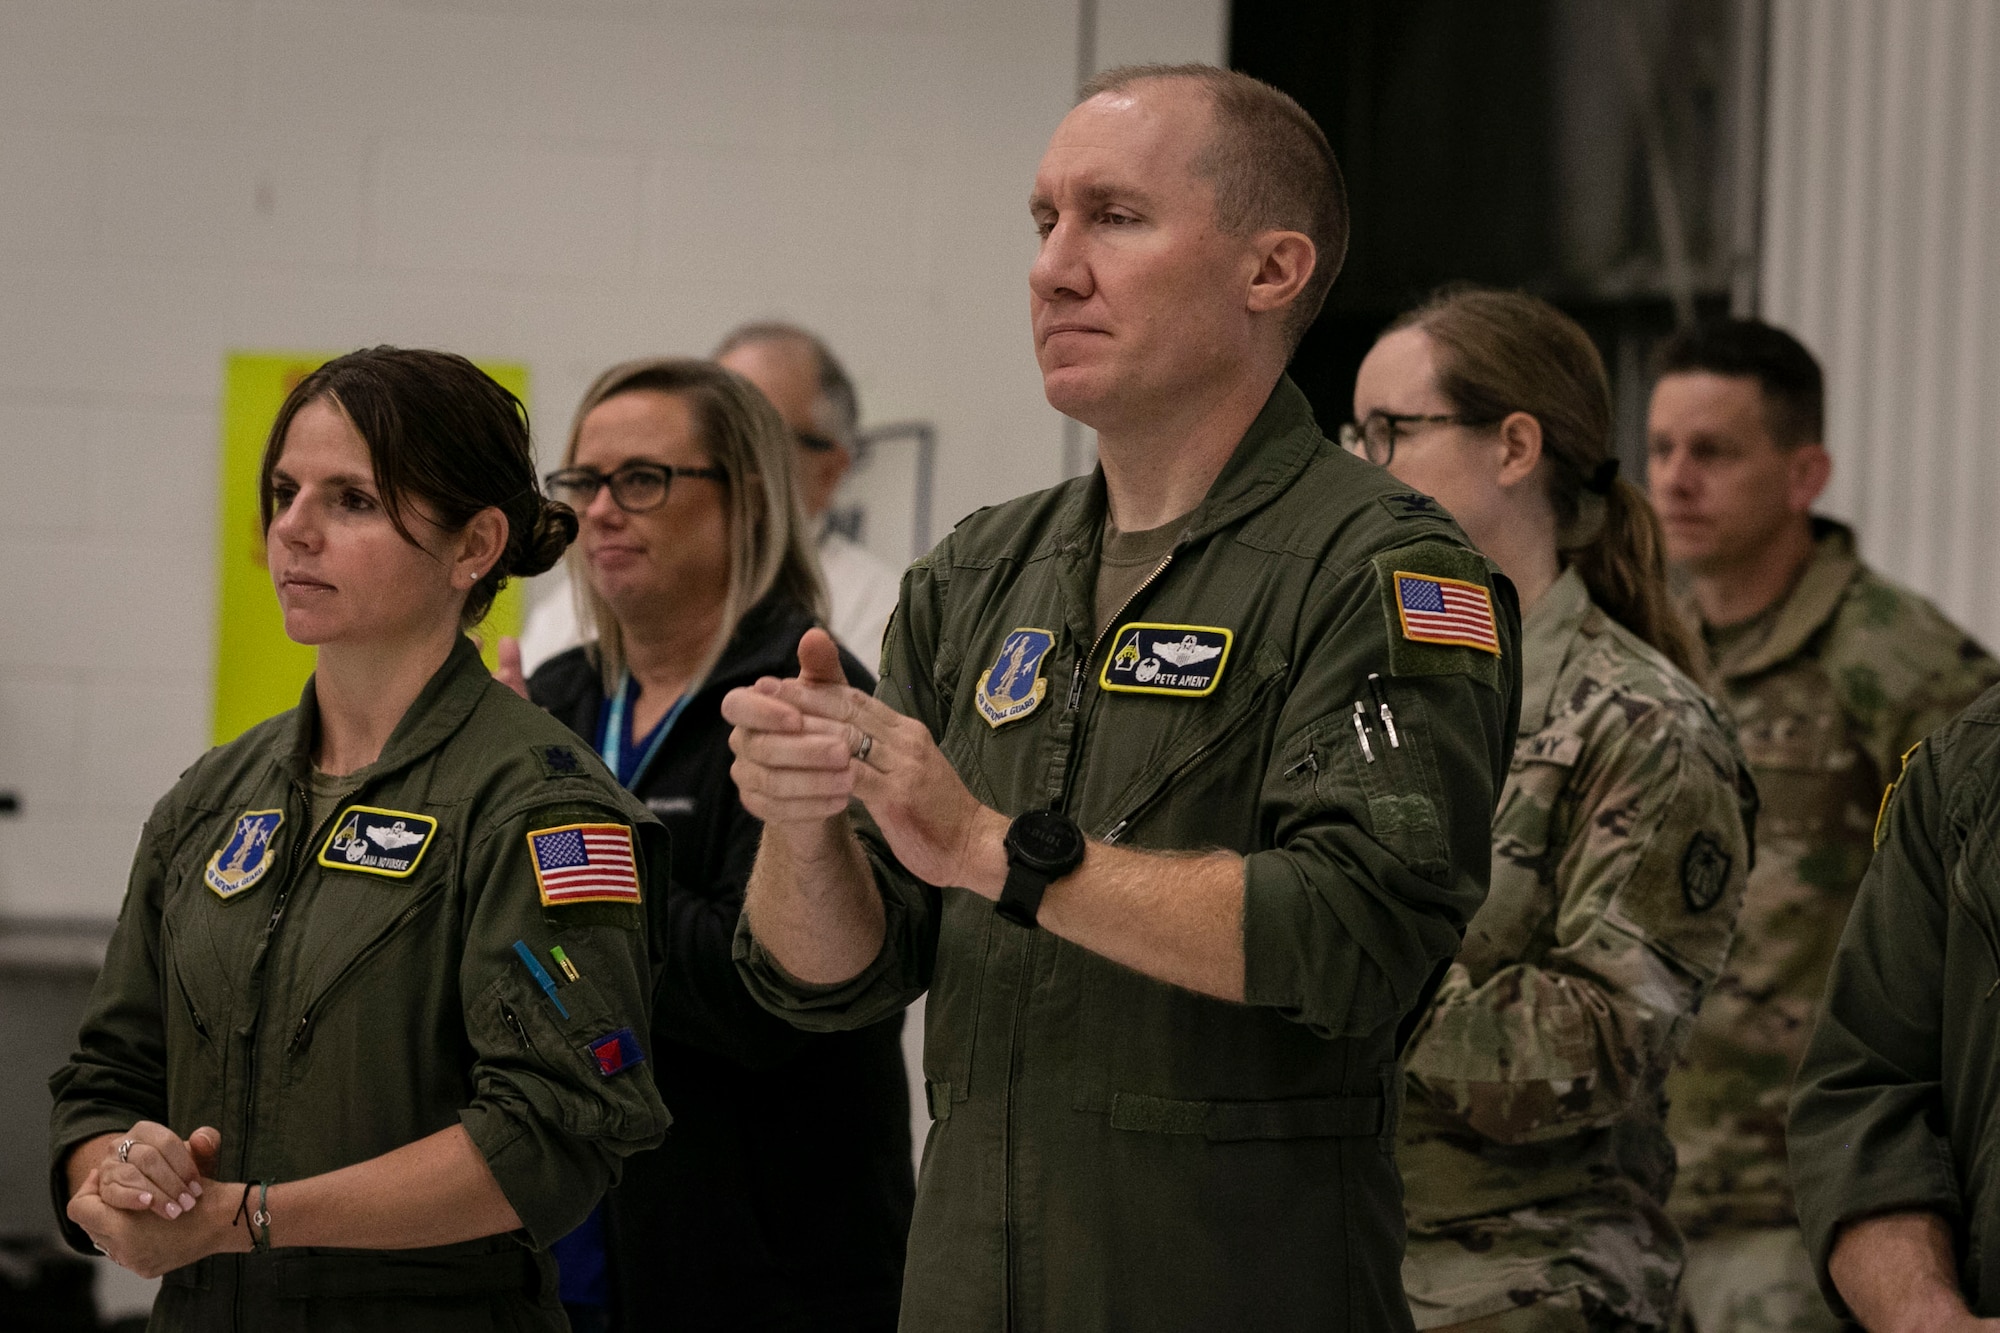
[
  {"xmin": 518, "ymin": 359, "xmax": 914, "ymax": 1333},
  {"xmin": 1349, "ymin": 290, "xmax": 1757, "ymax": 1333}
]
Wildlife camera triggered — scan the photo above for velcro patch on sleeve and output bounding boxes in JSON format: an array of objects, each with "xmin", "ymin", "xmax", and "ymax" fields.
[
  {"xmin": 527, "ymin": 823, "xmax": 642, "ymax": 907},
  {"xmin": 589, "ymin": 1026, "xmax": 646, "ymax": 1076},
  {"xmin": 1371, "ymin": 543, "xmax": 1504, "ymax": 687}
]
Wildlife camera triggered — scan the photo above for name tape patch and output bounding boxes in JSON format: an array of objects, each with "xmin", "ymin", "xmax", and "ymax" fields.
[
  {"xmin": 205, "ymin": 809, "xmax": 284, "ymax": 899},
  {"xmin": 318, "ymin": 806, "xmax": 440, "ymax": 879},
  {"xmin": 528, "ymin": 823, "xmax": 642, "ymax": 907},
  {"xmin": 1393, "ymin": 572, "xmax": 1501, "ymax": 655},
  {"xmin": 975, "ymin": 627, "xmax": 1056, "ymax": 728},
  {"xmin": 1100, "ymin": 623, "xmax": 1233, "ymax": 697}
]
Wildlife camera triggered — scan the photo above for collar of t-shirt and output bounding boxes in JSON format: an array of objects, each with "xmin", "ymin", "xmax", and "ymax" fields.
[{"xmin": 1095, "ymin": 510, "xmax": 1192, "ymax": 638}]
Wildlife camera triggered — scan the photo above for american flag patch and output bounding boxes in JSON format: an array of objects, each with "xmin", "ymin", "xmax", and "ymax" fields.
[
  {"xmin": 1393, "ymin": 571, "xmax": 1502, "ymax": 655},
  {"xmin": 527, "ymin": 823, "xmax": 642, "ymax": 907}
]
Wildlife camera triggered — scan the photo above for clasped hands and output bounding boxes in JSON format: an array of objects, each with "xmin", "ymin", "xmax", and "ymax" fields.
[
  {"xmin": 723, "ymin": 628, "xmax": 1009, "ymax": 897},
  {"xmin": 68, "ymin": 1121, "xmax": 250, "ymax": 1278}
]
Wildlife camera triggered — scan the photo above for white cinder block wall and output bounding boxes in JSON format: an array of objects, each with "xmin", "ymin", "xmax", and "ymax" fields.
[{"xmin": 0, "ymin": 0, "xmax": 1223, "ymax": 922}]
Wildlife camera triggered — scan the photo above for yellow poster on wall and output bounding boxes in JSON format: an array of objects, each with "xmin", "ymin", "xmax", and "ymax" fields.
[{"xmin": 212, "ymin": 352, "xmax": 530, "ymax": 745}]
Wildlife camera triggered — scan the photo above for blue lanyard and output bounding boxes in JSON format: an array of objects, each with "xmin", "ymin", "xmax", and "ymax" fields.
[{"xmin": 599, "ymin": 672, "xmax": 692, "ymax": 789}]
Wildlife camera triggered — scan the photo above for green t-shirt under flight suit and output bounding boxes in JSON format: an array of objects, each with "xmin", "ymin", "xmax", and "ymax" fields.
[
  {"xmin": 736, "ymin": 377, "xmax": 1524, "ymax": 1333},
  {"xmin": 49, "ymin": 636, "xmax": 671, "ymax": 1333}
]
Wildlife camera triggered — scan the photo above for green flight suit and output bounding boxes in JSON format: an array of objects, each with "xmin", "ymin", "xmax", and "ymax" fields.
[
  {"xmin": 735, "ymin": 378, "xmax": 1523, "ymax": 1332},
  {"xmin": 49, "ymin": 636, "xmax": 671, "ymax": 1333},
  {"xmin": 1788, "ymin": 680, "xmax": 2000, "ymax": 1320},
  {"xmin": 1398, "ymin": 568, "xmax": 1754, "ymax": 1332}
]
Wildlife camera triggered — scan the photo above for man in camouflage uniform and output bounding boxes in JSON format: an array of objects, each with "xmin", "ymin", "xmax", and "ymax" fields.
[
  {"xmin": 1646, "ymin": 320, "xmax": 2000, "ymax": 1331},
  {"xmin": 1400, "ymin": 566, "xmax": 1754, "ymax": 1333}
]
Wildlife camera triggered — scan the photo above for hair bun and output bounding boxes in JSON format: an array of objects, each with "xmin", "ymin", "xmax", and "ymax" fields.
[{"xmin": 513, "ymin": 499, "xmax": 578, "ymax": 578}]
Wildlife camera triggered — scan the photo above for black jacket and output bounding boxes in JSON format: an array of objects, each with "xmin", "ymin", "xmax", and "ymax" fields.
[{"xmin": 530, "ymin": 597, "xmax": 913, "ymax": 1332}]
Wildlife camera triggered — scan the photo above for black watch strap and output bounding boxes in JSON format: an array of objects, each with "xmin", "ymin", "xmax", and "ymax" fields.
[{"xmin": 996, "ymin": 861, "xmax": 1053, "ymax": 929}]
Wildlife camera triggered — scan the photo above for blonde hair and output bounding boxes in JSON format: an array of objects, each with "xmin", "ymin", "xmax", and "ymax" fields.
[
  {"xmin": 562, "ymin": 358, "xmax": 828, "ymax": 694},
  {"xmin": 1389, "ymin": 287, "xmax": 1702, "ymax": 679}
]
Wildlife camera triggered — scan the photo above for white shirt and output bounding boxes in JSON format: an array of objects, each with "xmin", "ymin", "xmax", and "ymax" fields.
[{"xmin": 516, "ymin": 530, "xmax": 907, "ymax": 677}]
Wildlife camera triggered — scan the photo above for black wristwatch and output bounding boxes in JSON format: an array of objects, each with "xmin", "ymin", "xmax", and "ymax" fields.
[{"xmin": 997, "ymin": 809, "xmax": 1087, "ymax": 929}]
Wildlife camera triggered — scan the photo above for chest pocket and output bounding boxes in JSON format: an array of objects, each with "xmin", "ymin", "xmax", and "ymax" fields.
[{"xmin": 1737, "ymin": 705, "xmax": 1870, "ymax": 846}]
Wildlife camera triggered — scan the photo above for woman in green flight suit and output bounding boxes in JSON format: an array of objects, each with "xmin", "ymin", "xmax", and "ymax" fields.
[
  {"xmin": 49, "ymin": 347, "xmax": 671, "ymax": 1331},
  {"xmin": 1351, "ymin": 290, "xmax": 1756, "ymax": 1333}
]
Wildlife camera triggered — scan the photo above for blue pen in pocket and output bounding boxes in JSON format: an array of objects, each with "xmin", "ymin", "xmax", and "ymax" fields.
[{"xmin": 512, "ymin": 939, "xmax": 570, "ymax": 1019}]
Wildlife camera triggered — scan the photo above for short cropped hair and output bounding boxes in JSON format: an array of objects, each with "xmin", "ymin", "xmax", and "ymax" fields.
[
  {"xmin": 1080, "ymin": 64, "xmax": 1348, "ymax": 350},
  {"xmin": 712, "ymin": 321, "xmax": 861, "ymax": 450},
  {"xmin": 1653, "ymin": 319, "xmax": 1825, "ymax": 448}
]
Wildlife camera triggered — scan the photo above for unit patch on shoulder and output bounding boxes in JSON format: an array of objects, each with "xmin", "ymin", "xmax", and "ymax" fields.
[
  {"xmin": 205, "ymin": 809, "xmax": 284, "ymax": 900},
  {"xmin": 528, "ymin": 823, "xmax": 642, "ymax": 907},
  {"xmin": 1680, "ymin": 832, "xmax": 1732, "ymax": 913},
  {"xmin": 1099, "ymin": 623, "xmax": 1233, "ymax": 697},
  {"xmin": 318, "ymin": 806, "xmax": 440, "ymax": 879},
  {"xmin": 975, "ymin": 627, "xmax": 1056, "ymax": 728}
]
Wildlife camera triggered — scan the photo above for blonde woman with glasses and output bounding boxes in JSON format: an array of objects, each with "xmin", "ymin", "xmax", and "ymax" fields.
[{"xmin": 511, "ymin": 359, "xmax": 914, "ymax": 1333}]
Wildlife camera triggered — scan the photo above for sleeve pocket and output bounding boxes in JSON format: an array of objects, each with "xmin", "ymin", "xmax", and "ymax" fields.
[{"xmin": 471, "ymin": 967, "xmax": 662, "ymax": 1146}]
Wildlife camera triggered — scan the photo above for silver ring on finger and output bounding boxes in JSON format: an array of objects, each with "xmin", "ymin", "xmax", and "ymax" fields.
[
  {"xmin": 852, "ymin": 732, "xmax": 874, "ymax": 764},
  {"xmin": 116, "ymin": 1138, "xmax": 134, "ymax": 1164}
]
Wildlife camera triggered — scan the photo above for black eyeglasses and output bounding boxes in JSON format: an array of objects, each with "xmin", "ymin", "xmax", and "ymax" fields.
[
  {"xmin": 543, "ymin": 463, "xmax": 727, "ymax": 515},
  {"xmin": 1339, "ymin": 411, "xmax": 1500, "ymax": 467},
  {"xmin": 795, "ymin": 431, "xmax": 843, "ymax": 455}
]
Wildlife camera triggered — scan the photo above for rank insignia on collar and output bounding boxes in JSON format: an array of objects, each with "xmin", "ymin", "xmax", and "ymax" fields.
[
  {"xmin": 975, "ymin": 627, "xmax": 1056, "ymax": 728},
  {"xmin": 1100, "ymin": 623, "xmax": 1233, "ymax": 697},
  {"xmin": 318, "ymin": 806, "xmax": 440, "ymax": 879},
  {"xmin": 205, "ymin": 810, "xmax": 284, "ymax": 900}
]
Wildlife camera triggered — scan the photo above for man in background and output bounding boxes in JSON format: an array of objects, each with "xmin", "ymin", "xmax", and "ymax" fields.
[
  {"xmin": 714, "ymin": 322, "xmax": 904, "ymax": 667},
  {"xmin": 516, "ymin": 323, "xmax": 904, "ymax": 671},
  {"xmin": 1646, "ymin": 318, "xmax": 2000, "ymax": 1331}
]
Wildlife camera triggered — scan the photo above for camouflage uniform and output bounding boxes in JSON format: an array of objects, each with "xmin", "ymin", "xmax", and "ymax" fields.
[
  {"xmin": 1401, "ymin": 567, "xmax": 1755, "ymax": 1332},
  {"xmin": 1665, "ymin": 518, "xmax": 2000, "ymax": 1331}
]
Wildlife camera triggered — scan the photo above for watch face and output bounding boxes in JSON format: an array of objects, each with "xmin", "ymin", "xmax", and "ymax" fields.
[{"xmin": 1010, "ymin": 810, "xmax": 1085, "ymax": 872}]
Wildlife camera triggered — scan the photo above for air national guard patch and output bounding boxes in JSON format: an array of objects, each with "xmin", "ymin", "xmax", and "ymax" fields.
[
  {"xmin": 528, "ymin": 823, "xmax": 642, "ymax": 907},
  {"xmin": 1100, "ymin": 623, "xmax": 1233, "ymax": 697},
  {"xmin": 205, "ymin": 810, "xmax": 284, "ymax": 900},
  {"xmin": 976, "ymin": 627, "xmax": 1056, "ymax": 728},
  {"xmin": 318, "ymin": 806, "xmax": 439, "ymax": 879},
  {"xmin": 1393, "ymin": 572, "xmax": 1501, "ymax": 655}
]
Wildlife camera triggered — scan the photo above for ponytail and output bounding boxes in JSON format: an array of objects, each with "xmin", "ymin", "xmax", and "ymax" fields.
[
  {"xmin": 1566, "ymin": 477, "xmax": 1702, "ymax": 679},
  {"xmin": 1390, "ymin": 287, "xmax": 1700, "ymax": 678}
]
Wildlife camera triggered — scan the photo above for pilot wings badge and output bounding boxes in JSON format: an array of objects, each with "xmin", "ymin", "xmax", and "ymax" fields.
[
  {"xmin": 318, "ymin": 805, "xmax": 440, "ymax": 879},
  {"xmin": 1100, "ymin": 623, "xmax": 1233, "ymax": 698},
  {"xmin": 204, "ymin": 809, "xmax": 284, "ymax": 900},
  {"xmin": 975, "ymin": 627, "xmax": 1057, "ymax": 728}
]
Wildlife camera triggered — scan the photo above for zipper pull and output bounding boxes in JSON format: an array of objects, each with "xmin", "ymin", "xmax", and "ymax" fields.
[
  {"xmin": 1067, "ymin": 656, "xmax": 1086, "ymax": 711},
  {"xmin": 1367, "ymin": 673, "xmax": 1401, "ymax": 749},
  {"xmin": 1352, "ymin": 702, "xmax": 1376, "ymax": 763},
  {"xmin": 288, "ymin": 1013, "xmax": 312, "ymax": 1054},
  {"xmin": 1104, "ymin": 820, "xmax": 1129, "ymax": 844},
  {"xmin": 1283, "ymin": 749, "xmax": 1320, "ymax": 780}
]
